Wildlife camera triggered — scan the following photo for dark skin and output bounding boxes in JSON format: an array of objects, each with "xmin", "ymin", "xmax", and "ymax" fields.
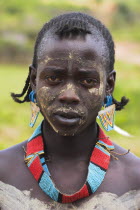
[{"xmin": 0, "ymin": 33, "xmax": 140, "ymax": 206}]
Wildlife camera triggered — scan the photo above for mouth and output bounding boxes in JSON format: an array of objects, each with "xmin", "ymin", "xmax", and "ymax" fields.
[{"xmin": 53, "ymin": 111, "xmax": 81, "ymax": 126}]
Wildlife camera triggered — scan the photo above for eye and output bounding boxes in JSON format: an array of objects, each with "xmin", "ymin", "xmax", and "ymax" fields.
[
  {"xmin": 46, "ymin": 75, "xmax": 62, "ymax": 85},
  {"xmin": 80, "ymin": 78, "xmax": 98, "ymax": 88}
]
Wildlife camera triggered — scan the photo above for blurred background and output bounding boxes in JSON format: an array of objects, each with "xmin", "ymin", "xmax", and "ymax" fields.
[{"xmin": 0, "ymin": 0, "xmax": 140, "ymax": 156}]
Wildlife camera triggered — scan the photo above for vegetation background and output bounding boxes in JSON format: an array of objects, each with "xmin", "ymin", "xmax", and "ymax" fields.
[{"xmin": 0, "ymin": 0, "xmax": 140, "ymax": 156}]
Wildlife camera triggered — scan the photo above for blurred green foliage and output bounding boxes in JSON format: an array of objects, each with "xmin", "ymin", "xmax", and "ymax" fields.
[
  {"xmin": 0, "ymin": 0, "xmax": 89, "ymax": 63},
  {"xmin": 0, "ymin": 0, "xmax": 140, "ymax": 63}
]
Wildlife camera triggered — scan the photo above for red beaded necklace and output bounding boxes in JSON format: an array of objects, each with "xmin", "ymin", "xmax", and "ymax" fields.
[{"xmin": 24, "ymin": 123, "xmax": 114, "ymax": 203}]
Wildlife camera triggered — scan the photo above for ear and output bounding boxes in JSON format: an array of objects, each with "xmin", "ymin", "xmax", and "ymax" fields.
[
  {"xmin": 29, "ymin": 65, "xmax": 37, "ymax": 91},
  {"xmin": 106, "ymin": 70, "xmax": 116, "ymax": 95}
]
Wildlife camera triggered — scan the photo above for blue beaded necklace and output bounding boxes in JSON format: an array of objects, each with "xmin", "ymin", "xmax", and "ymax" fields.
[{"xmin": 24, "ymin": 123, "xmax": 114, "ymax": 203}]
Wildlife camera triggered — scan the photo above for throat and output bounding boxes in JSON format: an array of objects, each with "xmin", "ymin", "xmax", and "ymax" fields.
[
  {"xmin": 47, "ymin": 158, "xmax": 89, "ymax": 195},
  {"xmin": 42, "ymin": 120, "xmax": 98, "ymax": 160}
]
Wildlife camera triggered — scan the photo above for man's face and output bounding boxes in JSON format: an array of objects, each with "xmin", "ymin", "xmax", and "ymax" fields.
[{"xmin": 34, "ymin": 33, "xmax": 109, "ymax": 136}]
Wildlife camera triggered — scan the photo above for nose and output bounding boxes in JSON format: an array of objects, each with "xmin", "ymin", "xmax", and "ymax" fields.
[{"xmin": 58, "ymin": 88, "xmax": 80, "ymax": 104}]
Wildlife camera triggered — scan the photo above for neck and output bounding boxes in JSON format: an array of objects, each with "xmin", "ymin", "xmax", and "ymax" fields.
[{"xmin": 42, "ymin": 120, "xmax": 98, "ymax": 161}]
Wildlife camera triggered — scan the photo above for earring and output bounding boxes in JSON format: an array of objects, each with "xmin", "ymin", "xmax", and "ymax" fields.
[
  {"xmin": 29, "ymin": 91, "xmax": 40, "ymax": 127},
  {"xmin": 98, "ymin": 95, "xmax": 115, "ymax": 131}
]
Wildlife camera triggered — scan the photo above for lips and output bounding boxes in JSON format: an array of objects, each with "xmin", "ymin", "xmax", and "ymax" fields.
[{"xmin": 53, "ymin": 111, "xmax": 81, "ymax": 126}]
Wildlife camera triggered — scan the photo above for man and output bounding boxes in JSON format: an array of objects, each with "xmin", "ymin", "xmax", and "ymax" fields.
[{"xmin": 0, "ymin": 12, "xmax": 140, "ymax": 205}]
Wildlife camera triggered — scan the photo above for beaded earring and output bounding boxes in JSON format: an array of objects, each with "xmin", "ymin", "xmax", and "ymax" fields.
[
  {"xmin": 98, "ymin": 95, "xmax": 115, "ymax": 131},
  {"xmin": 29, "ymin": 91, "xmax": 40, "ymax": 127}
]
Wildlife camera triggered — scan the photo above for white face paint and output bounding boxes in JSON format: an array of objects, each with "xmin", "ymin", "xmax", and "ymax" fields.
[
  {"xmin": 69, "ymin": 52, "xmax": 73, "ymax": 59},
  {"xmin": 59, "ymin": 83, "xmax": 76, "ymax": 95},
  {"xmin": 39, "ymin": 86, "xmax": 50, "ymax": 91},
  {"xmin": 36, "ymin": 86, "xmax": 59, "ymax": 133},
  {"xmin": 88, "ymin": 88, "xmax": 99, "ymax": 95},
  {"xmin": 34, "ymin": 28, "xmax": 110, "ymax": 136},
  {"xmin": 44, "ymin": 56, "xmax": 52, "ymax": 63},
  {"xmin": 38, "ymin": 55, "xmax": 52, "ymax": 65},
  {"xmin": 98, "ymin": 70, "xmax": 104, "ymax": 96},
  {"xmin": 88, "ymin": 70, "xmax": 105, "ymax": 96},
  {"xmin": 66, "ymin": 83, "xmax": 74, "ymax": 90}
]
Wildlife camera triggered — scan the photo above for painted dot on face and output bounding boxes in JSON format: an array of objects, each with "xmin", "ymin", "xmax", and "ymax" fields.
[
  {"xmin": 69, "ymin": 52, "xmax": 73, "ymax": 59},
  {"xmin": 45, "ymin": 56, "xmax": 52, "ymax": 63}
]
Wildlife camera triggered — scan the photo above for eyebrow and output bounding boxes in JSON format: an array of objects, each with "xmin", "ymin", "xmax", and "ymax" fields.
[
  {"xmin": 42, "ymin": 66, "xmax": 99, "ymax": 77},
  {"xmin": 43, "ymin": 66, "xmax": 66, "ymax": 74},
  {"xmin": 78, "ymin": 69, "xmax": 99, "ymax": 75}
]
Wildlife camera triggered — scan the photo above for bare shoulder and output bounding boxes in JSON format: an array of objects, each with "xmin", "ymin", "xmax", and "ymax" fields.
[
  {"xmin": 0, "ymin": 141, "xmax": 27, "ymax": 182},
  {"xmin": 113, "ymin": 142, "xmax": 140, "ymax": 163},
  {"xmin": 113, "ymin": 142, "xmax": 140, "ymax": 187},
  {"xmin": 0, "ymin": 140, "xmax": 27, "ymax": 160}
]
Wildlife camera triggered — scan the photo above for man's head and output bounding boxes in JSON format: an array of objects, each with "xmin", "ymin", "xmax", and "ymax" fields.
[
  {"xmin": 32, "ymin": 12, "xmax": 115, "ymax": 73},
  {"xmin": 11, "ymin": 12, "xmax": 129, "ymax": 135}
]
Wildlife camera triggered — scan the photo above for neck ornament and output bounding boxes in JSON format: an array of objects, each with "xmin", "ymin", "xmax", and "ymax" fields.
[{"xmin": 24, "ymin": 122, "xmax": 114, "ymax": 203}]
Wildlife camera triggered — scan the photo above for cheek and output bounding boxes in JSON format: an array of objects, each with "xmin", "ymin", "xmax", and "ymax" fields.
[
  {"xmin": 86, "ymin": 94, "xmax": 102, "ymax": 112},
  {"xmin": 88, "ymin": 71, "xmax": 106, "ymax": 104},
  {"xmin": 88, "ymin": 82, "xmax": 104, "ymax": 99},
  {"xmin": 88, "ymin": 88, "xmax": 100, "ymax": 95},
  {"xmin": 36, "ymin": 87, "xmax": 56, "ymax": 112},
  {"xmin": 86, "ymin": 85, "xmax": 105, "ymax": 116}
]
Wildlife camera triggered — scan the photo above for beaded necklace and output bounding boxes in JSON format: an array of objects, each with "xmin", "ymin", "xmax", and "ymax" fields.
[{"xmin": 24, "ymin": 122, "xmax": 114, "ymax": 203}]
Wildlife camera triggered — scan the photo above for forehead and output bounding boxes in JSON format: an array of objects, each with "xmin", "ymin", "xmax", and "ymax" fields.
[{"xmin": 37, "ymin": 32, "xmax": 109, "ymax": 66}]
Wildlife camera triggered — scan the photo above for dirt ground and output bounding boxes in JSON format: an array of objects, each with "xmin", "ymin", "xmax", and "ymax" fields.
[{"xmin": 0, "ymin": 181, "xmax": 140, "ymax": 210}]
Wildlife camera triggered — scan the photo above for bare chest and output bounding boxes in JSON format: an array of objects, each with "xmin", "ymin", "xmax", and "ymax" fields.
[{"xmin": 3, "ymin": 156, "xmax": 134, "ymax": 204}]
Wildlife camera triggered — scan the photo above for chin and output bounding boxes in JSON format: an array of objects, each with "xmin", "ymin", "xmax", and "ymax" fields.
[
  {"xmin": 51, "ymin": 126, "xmax": 80, "ymax": 136},
  {"xmin": 45, "ymin": 113, "xmax": 88, "ymax": 136},
  {"xmin": 52, "ymin": 123, "xmax": 87, "ymax": 137},
  {"xmin": 58, "ymin": 131, "xmax": 76, "ymax": 137}
]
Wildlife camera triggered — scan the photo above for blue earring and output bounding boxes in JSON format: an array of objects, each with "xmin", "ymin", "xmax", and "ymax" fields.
[
  {"xmin": 105, "ymin": 95, "xmax": 113, "ymax": 107},
  {"xmin": 29, "ymin": 91, "xmax": 40, "ymax": 127},
  {"xmin": 98, "ymin": 95, "xmax": 115, "ymax": 131},
  {"xmin": 29, "ymin": 90, "xmax": 36, "ymax": 103}
]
